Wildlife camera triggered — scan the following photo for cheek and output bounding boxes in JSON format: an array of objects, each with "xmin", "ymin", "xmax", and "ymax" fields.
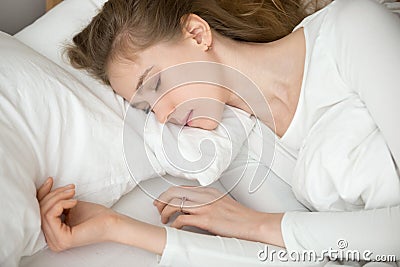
[
  {"xmin": 188, "ymin": 118, "xmax": 219, "ymax": 130},
  {"xmin": 188, "ymin": 98, "xmax": 225, "ymax": 130},
  {"xmin": 152, "ymin": 96, "xmax": 175, "ymax": 123},
  {"xmin": 154, "ymin": 84, "xmax": 228, "ymax": 128},
  {"xmin": 171, "ymin": 84, "xmax": 228, "ymax": 106}
]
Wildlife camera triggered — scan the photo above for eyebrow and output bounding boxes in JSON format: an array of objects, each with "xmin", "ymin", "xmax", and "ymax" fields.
[{"xmin": 135, "ymin": 65, "xmax": 154, "ymax": 92}]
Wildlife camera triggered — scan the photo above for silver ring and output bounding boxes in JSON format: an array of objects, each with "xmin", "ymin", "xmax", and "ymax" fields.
[{"xmin": 180, "ymin": 197, "xmax": 187, "ymax": 213}]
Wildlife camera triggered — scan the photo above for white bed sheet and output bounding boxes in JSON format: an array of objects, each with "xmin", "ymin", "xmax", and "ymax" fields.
[
  {"xmin": 17, "ymin": 136, "xmax": 308, "ymax": 267},
  {"xmin": 19, "ymin": 176, "xmax": 217, "ymax": 267},
  {"xmin": 20, "ymin": 170, "xmax": 398, "ymax": 267}
]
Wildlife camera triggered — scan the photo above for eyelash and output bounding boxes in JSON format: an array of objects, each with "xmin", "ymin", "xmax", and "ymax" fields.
[
  {"xmin": 144, "ymin": 105, "xmax": 151, "ymax": 114},
  {"xmin": 141, "ymin": 77, "xmax": 160, "ymax": 114},
  {"xmin": 154, "ymin": 77, "xmax": 161, "ymax": 92}
]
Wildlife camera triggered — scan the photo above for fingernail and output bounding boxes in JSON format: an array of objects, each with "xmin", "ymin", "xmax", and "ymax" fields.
[
  {"xmin": 64, "ymin": 189, "xmax": 74, "ymax": 193},
  {"xmin": 45, "ymin": 177, "xmax": 51, "ymax": 184}
]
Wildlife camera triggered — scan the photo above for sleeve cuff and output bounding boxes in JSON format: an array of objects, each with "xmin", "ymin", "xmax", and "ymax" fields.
[
  {"xmin": 157, "ymin": 226, "xmax": 179, "ymax": 266},
  {"xmin": 281, "ymin": 211, "xmax": 307, "ymax": 252}
]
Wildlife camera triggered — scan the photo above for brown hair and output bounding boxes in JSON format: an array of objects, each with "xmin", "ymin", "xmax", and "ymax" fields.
[{"xmin": 66, "ymin": 0, "xmax": 310, "ymax": 85}]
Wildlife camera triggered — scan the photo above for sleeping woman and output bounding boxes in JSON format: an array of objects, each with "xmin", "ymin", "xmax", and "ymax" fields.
[{"xmin": 36, "ymin": 0, "xmax": 400, "ymax": 265}]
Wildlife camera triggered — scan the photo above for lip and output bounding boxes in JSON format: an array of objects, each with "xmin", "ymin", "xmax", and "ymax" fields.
[{"xmin": 184, "ymin": 110, "xmax": 193, "ymax": 126}]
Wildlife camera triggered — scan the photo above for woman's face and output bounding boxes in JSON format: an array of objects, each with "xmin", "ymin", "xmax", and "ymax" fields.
[{"xmin": 107, "ymin": 38, "xmax": 231, "ymax": 130}]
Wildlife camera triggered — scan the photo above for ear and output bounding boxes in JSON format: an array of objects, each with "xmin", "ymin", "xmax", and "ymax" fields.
[{"xmin": 182, "ymin": 14, "xmax": 213, "ymax": 51}]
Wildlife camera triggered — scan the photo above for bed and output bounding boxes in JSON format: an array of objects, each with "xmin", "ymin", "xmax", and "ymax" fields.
[{"xmin": 1, "ymin": 0, "xmax": 399, "ymax": 266}]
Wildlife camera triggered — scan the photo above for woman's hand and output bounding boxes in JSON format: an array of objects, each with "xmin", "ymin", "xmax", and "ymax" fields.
[
  {"xmin": 36, "ymin": 177, "xmax": 119, "ymax": 252},
  {"xmin": 154, "ymin": 186, "xmax": 285, "ymax": 247}
]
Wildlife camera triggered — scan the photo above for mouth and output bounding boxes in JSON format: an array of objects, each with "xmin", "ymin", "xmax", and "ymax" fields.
[{"xmin": 184, "ymin": 110, "xmax": 193, "ymax": 126}]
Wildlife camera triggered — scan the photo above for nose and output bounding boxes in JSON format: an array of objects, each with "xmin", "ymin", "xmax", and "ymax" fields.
[
  {"xmin": 152, "ymin": 104, "xmax": 173, "ymax": 124},
  {"xmin": 153, "ymin": 109, "xmax": 167, "ymax": 123}
]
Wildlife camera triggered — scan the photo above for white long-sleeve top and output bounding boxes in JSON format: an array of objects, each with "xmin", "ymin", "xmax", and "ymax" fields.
[
  {"xmin": 280, "ymin": 0, "xmax": 400, "ymax": 257},
  {"xmin": 283, "ymin": 0, "xmax": 400, "ymax": 212},
  {"xmin": 158, "ymin": 1, "xmax": 400, "ymax": 266}
]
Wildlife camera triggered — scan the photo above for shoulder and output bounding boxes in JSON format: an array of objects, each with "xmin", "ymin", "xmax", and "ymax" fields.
[
  {"xmin": 330, "ymin": 0, "xmax": 399, "ymax": 38},
  {"xmin": 332, "ymin": 0, "xmax": 387, "ymax": 15},
  {"xmin": 295, "ymin": 0, "xmax": 393, "ymax": 40},
  {"xmin": 324, "ymin": 0, "xmax": 400, "ymax": 66}
]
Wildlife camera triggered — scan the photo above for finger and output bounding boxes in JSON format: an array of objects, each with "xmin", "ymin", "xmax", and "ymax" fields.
[
  {"xmin": 37, "ymin": 177, "xmax": 53, "ymax": 201},
  {"xmin": 158, "ymin": 197, "xmax": 180, "ymax": 223},
  {"xmin": 45, "ymin": 199, "xmax": 78, "ymax": 242},
  {"xmin": 154, "ymin": 186, "xmax": 203, "ymax": 213},
  {"xmin": 41, "ymin": 199, "xmax": 78, "ymax": 251},
  {"xmin": 48, "ymin": 199, "xmax": 78, "ymax": 218},
  {"xmin": 40, "ymin": 183, "xmax": 75, "ymax": 206},
  {"xmin": 41, "ymin": 187, "xmax": 76, "ymax": 213},
  {"xmin": 160, "ymin": 199, "xmax": 199, "ymax": 224},
  {"xmin": 40, "ymin": 189, "xmax": 75, "ymax": 244},
  {"xmin": 170, "ymin": 214, "xmax": 208, "ymax": 230}
]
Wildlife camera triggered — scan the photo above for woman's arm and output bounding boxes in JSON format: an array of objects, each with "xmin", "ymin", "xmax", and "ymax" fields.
[
  {"xmin": 281, "ymin": 207, "xmax": 400, "ymax": 259},
  {"xmin": 37, "ymin": 177, "xmax": 166, "ymax": 254},
  {"xmin": 154, "ymin": 186, "xmax": 286, "ymax": 248},
  {"xmin": 111, "ymin": 213, "xmax": 166, "ymax": 254},
  {"xmin": 39, "ymin": 179, "xmax": 318, "ymax": 267},
  {"xmin": 334, "ymin": 0, "xmax": 400, "ymax": 166}
]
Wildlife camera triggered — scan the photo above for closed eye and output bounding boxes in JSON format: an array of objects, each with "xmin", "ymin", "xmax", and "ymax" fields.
[
  {"xmin": 137, "ymin": 75, "xmax": 160, "ymax": 94},
  {"xmin": 131, "ymin": 101, "xmax": 152, "ymax": 114},
  {"xmin": 143, "ymin": 105, "xmax": 151, "ymax": 114},
  {"xmin": 154, "ymin": 76, "xmax": 161, "ymax": 92}
]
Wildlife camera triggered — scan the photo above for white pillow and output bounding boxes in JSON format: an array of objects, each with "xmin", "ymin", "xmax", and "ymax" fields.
[
  {"xmin": 0, "ymin": 32, "xmax": 160, "ymax": 266},
  {"xmin": 15, "ymin": 0, "xmax": 257, "ymax": 184},
  {"xmin": 141, "ymin": 106, "xmax": 255, "ymax": 185},
  {"xmin": 15, "ymin": 0, "xmax": 119, "ymax": 114},
  {"xmin": 15, "ymin": 0, "xmax": 166, "ymax": 183}
]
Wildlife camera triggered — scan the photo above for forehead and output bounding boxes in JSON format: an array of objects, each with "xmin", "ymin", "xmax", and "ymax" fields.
[
  {"xmin": 107, "ymin": 59, "xmax": 137, "ymax": 85},
  {"xmin": 107, "ymin": 59, "xmax": 139, "ymax": 99}
]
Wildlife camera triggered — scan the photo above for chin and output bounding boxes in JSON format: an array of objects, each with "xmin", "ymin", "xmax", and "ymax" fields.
[{"xmin": 189, "ymin": 119, "xmax": 219, "ymax": 131}]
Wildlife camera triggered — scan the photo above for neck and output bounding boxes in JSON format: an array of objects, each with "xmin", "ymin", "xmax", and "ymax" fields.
[{"xmin": 210, "ymin": 29, "xmax": 305, "ymax": 134}]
